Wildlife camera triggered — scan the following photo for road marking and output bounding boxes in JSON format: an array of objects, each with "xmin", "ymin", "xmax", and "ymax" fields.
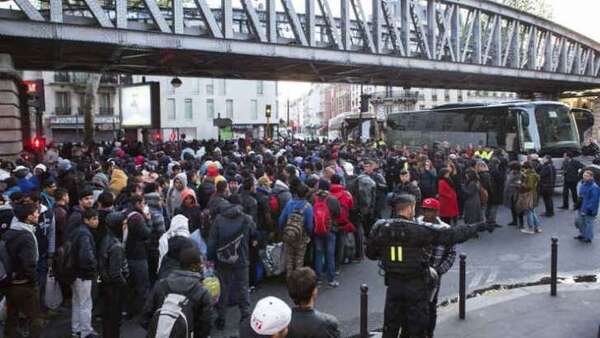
[
  {"xmin": 485, "ymin": 268, "xmax": 499, "ymax": 285},
  {"xmin": 469, "ymin": 270, "xmax": 485, "ymax": 289}
]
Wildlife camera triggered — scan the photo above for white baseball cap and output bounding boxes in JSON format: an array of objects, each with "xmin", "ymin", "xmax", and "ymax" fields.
[
  {"xmin": 34, "ymin": 163, "xmax": 47, "ymax": 173},
  {"xmin": 250, "ymin": 296, "xmax": 292, "ymax": 336},
  {"xmin": 12, "ymin": 165, "xmax": 28, "ymax": 173}
]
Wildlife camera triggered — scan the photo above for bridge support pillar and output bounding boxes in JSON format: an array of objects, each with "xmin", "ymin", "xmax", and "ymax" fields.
[
  {"xmin": 517, "ymin": 92, "xmax": 561, "ymax": 101},
  {"xmin": 0, "ymin": 54, "xmax": 23, "ymax": 159},
  {"xmin": 592, "ymin": 97, "xmax": 600, "ymax": 142}
]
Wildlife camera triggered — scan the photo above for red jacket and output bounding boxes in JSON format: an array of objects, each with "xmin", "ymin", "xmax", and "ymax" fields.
[
  {"xmin": 330, "ymin": 184, "xmax": 355, "ymax": 232},
  {"xmin": 438, "ymin": 179, "xmax": 459, "ymax": 218}
]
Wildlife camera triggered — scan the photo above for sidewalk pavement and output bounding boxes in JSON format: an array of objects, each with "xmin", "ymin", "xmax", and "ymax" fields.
[{"xmin": 432, "ymin": 282, "xmax": 600, "ymax": 338}]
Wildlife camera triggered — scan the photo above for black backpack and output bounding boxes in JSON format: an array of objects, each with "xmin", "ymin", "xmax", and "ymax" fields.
[
  {"xmin": 54, "ymin": 233, "xmax": 79, "ymax": 285},
  {"xmin": 147, "ymin": 285, "xmax": 203, "ymax": 338},
  {"xmin": 98, "ymin": 237, "xmax": 118, "ymax": 283}
]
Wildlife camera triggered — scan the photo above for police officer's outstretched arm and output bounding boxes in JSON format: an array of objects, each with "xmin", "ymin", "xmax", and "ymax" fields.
[{"xmin": 431, "ymin": 222, "xmax": 495, "ymax": 246}]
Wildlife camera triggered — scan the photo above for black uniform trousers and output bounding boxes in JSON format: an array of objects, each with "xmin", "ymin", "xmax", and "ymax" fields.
[
  {"xmin": 541, "ymin": 186, "xmax": 554, "ymax": 216},
  {"xmin": 383, "ymin": 275, "xmax": 430, "ymax": 338},
  {"xmin": 562, "ymin": 181, "xmax": 578, "ymax": 208}
]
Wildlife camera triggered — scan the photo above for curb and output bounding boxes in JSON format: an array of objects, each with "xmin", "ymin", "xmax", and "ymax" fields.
[{"xmin": 436, "ymin": 281, "xmax": 600, "ymax": 324}]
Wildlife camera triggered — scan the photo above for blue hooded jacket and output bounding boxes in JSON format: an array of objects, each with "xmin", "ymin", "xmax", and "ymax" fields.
[{"xmin": 579, "ymin": 180, "xmax": 600, "ymax": 217}]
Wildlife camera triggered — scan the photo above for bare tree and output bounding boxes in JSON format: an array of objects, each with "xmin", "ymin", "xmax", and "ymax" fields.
[
  {"xmin": 495, "ymin": 0, "xmax": 553, "ymax": 19},
  {"xmin": 83, "ymin": 74, "xmax": 101, "ymax": 145}
]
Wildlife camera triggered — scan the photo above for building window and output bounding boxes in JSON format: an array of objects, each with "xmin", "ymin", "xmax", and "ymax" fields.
[
  {"xmin": 431, "ymin": 93, "xmax": 438, "ymax": 102},
  {"xmin": 167, "ymin": 98, "xmax": 176, "ymax": 120},
  {"xmin": 99, "ymin": 93, "xmax": 112, "ymax": 115},
  {"xmin": 275, "ymin": 82, "xmax": 279, "ymax": 96},
  {"xmin": 257, "ymin": 81, "xmax": 264, "ymax": 95},
  {"xmin": 195, "ymin": 79, "xmax": 201, "ymax": 94},
  {"xmin": 78, "ymin": 93, "xmax": 87, "ymax": 115},
  {"xmin": 444, "ymin": 90, "xmax": 451, "ymax": 101},
  {"xmin": 206, "ymin": 99, "xmax": 215, "ymax": 119},
  {"xmin": 184, "ymin": 98, "xmax": 193, "ymax": 120},
  {"xmin": 219, "ymin": 79, "xmax": 226, "ymax": 96},
  {"xmin": 206, "ymin": 81, "xmax": 214, "ymax": 95},
  {"xmin": 251, "ymin": 100, "xmax": 258, "ymax": 120},
  {"xmin": 55, "ymin": 92, "xmax": 71, "ymax": 115},
  {"xmin": 226, "ymin": 99, "xmax": 233, "ymax": 118}
]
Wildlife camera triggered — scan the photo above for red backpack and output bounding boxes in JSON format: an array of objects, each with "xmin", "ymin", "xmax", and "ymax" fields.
[
  {"xmin": 269, "ymin": 194, "xmax": 280, "ymax": 215},
  {"xmin": 313, "ymin": 195, "xmax": 332, "ymax": 236}
]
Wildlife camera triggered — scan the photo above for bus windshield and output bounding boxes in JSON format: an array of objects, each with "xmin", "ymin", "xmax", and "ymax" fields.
[{"xmin": 535, "ymin": 104, "xmax": 579, "ymax": 152}]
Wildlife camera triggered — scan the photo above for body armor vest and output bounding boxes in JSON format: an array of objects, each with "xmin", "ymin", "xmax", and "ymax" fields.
[{"xmin": 379, "ymin": 220, "xmax": 429, "ymax": 279}]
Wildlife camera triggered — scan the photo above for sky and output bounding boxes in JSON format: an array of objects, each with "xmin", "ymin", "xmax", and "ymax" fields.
[{"xmin": 279, "ymin": 0, "xmax": 600, "ymax": 101}]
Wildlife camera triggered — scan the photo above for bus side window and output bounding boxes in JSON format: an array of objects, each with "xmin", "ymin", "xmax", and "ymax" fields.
[{"xmin": 506, "ymin": 133, "xmax": 516, "ymax": 152}]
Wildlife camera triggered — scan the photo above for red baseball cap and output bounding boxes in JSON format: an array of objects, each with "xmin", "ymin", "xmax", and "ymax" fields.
[{"xmin": 422, "ymin": 198, "xmax": 440, "ymax": 210}]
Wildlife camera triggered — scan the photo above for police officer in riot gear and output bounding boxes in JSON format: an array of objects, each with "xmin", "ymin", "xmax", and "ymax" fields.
[{"xmin": 366, "ymin": 194, "xmax": 495, "ymax": 338}]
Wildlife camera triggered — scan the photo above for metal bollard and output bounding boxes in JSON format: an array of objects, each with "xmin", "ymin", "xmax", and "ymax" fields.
[
  {"xmin": 360, "ymin": 284, "xmax": 369, "ymax": 338},
  {"xmin": 459, "ymin": 253, "xmax": 466, "ymax": 320},
  {"xmin": 551, "ymin": 237, "xmax": 558, "ymax": 296}
]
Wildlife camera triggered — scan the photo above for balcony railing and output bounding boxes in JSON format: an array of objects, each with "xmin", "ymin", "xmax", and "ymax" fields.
[
  {"xmin": 55, "ymin": 107, "xmax": 72, "ymax": 115},
  {"xmin": 77, "ymin": 107, "xmax": 114, "ymax": 115},
  {"xmin": 99, "ymin": 107, "xmax": 114, "ymax": 115},
  {"xmin": 53, "ymin": 72, "xmax": 125, "ymax": 85},
  {"xmin": 54, "ymin": 73, "xmax": 70, "ymax": 82},
  {"xmin": 370, "ymin": 91, "xmax": 421, "ymax": 102},
  {"xmin": 100, "ymin": 74, "xmax": 118, "ymax": 84}
]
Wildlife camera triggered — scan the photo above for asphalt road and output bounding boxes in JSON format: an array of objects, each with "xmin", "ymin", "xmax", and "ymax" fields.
[
  {"xmin": 207, "ymin": 193, "xmax": 600, "ymax": 337},
  {"xmin": 22, "ymin": 194, "xmax": 600, "ymax": 337}
]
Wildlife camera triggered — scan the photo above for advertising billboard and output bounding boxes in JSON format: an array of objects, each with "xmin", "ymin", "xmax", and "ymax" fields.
[{"xmin": 120, "ymin": 82, "xmax": 160, "ymax": 128}]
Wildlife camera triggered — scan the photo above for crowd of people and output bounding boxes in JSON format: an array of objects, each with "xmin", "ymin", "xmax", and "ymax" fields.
[{"xmin": 0, "ymin": 137, "xmax": 595, "ymax": 338}]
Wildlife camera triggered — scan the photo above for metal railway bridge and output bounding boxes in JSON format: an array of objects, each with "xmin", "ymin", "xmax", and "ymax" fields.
[
  {"xmin": 0, "ymin": 0, "xmax": 599, "ymax": 91},
  {"xmin": 0, "ymin": 0, "xmax": 599, "ymax": 156}
]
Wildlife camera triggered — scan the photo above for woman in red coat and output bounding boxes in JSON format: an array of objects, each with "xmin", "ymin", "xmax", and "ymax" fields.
[{"xmin": 438, "ymin": 168, "xmax": 459, "ymax": 225}]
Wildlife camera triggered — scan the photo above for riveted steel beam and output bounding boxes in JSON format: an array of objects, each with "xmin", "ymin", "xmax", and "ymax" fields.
[
  {"xmin": 351, "ymin": 0, "xmax": 375, "ymax": 53},
  {"xmin": 281, "ymin": 0, "xmax": 308, "ymax": 46},
  {"xmin": 13, "ymin": 0, "xmax": 44, "ymax": 21},
  {"xmin": 195, "ymin": 0, "xmax": 224, "ymax": 38},
  {"xmin": 144, "ymin": 0, "xmax": 171, "ymax": 33},
  {"xmin": 82, "ymin": 0, "xmax": 113, "ymax": 28},
  {"xmin": 317, "ymin": 0, "xmax": 343, "ymax": 49},
  {"xmin": 240, "ymin": 0, "xmax": 267, "ymax": 42}
]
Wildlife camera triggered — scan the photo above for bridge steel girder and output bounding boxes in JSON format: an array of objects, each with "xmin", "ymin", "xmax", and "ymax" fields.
[
  {"xmin": 2, "ymin": 18, "xmax": 599, "ymax": 93},
  {"xmin": 0, "ymin": 0, "xmax": 599, "ymax": 92}
]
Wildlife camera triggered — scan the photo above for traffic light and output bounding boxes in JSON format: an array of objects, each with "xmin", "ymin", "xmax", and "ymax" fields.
[
  {"xmin": 265, "ymin": 104, "xmax": 272, "ymax": 118},
  {"xmin": 154, "ymin": 131, "xmax": 162, "ymax": 141},
  {"xmin": 30, "ymin": 136, "xmax": 46, "ymax": 152},
  {"xmin": 23, "ymin": 80, "xmax": 45, "ymax": 111}
]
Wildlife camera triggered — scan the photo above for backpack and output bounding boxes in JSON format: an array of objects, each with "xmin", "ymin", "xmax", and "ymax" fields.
[
  {"xmin": 479, "ymin": 184, "xmax": 489, "ymax": 206},
  {"xmin": 0, "ymin": 237, "xmax": 13, "ymax": 286},
  {"xmin": 98, "ymin": 237, "xmax": 122, "ymax": 283},
  {"xmin": 313, "ymin": 195, "xmax": 332, "ymax": 236},
  {"xmin": 282, "ymin": 203, "xmax": 309, "ymax": 246},
  {"xmin": 216, "ymin": 228, "xmax": 245, "ymax": 265},
  {"xmin": 357, "ymin": 175, "xmax": 376, "ymax": 210},
  {"xmin": 148, "ymin": 287, "xmax": 202, "ymax": 338},
  {"xmin": 54, "ymin": 235, "xmax": 78, "ymax": 285},
  {"xmin": 269, "ymin": 194, "xmax": 280, "ymax": 215}
]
